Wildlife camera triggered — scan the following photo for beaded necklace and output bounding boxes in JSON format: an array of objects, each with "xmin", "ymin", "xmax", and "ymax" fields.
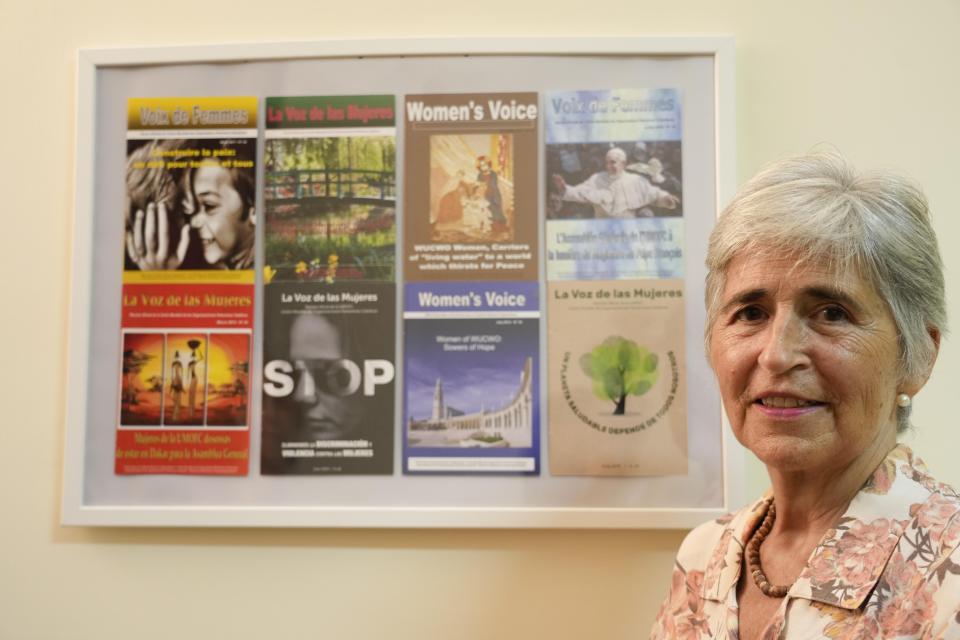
[{"xmin": 745, "ymin": 500, "xmax": 791, "ymax": 598}]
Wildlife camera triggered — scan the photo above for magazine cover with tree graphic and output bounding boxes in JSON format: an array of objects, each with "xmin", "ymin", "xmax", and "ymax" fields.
[{"xmin": 547, "ymin": 279, "xmax": 688, "ymax": 476}]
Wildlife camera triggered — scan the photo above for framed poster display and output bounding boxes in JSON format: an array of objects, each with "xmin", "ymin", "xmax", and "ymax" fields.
[{"xmin": 62, "ymin": 37, "xmax": 742, "ymax": 528}]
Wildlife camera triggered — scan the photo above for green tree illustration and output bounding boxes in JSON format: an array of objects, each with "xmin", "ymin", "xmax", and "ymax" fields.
[{"xmin": 579, "ymin": 337, "xmax": 659, "ymax": 415}]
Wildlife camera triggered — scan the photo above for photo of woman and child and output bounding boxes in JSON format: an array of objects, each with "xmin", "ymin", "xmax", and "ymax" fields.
[{"xmin": 123, "ymin": 138, "xmax": 257, "ymax": 271}]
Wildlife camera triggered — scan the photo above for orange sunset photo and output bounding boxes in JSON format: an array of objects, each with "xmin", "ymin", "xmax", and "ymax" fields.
[
  {"xmin": 120, "ymin": 332, "xmax": 164, "ymax": 426},
  {"xmin": 164, "ymin": 333, "xmax": 206, "ymax": 427},
  {"xmin": 205, "ymin": 333, "xmax": 250, "ymax": 427}
]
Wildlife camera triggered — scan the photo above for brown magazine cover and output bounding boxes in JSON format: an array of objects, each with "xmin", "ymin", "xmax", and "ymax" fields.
[{"xmin": 403, "ymin": 92, "xmax": 539, "ymax": 282}]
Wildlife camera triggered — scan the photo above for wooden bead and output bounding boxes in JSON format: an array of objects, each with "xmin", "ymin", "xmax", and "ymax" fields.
[{"xmin": 745, "ymin": 499, "xmax": 791, "ymax": 599}]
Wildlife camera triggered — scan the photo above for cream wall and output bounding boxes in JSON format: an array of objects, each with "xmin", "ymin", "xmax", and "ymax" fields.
[{"xmin": 2, "ymin": 1, "xmax": 958, "ymax": 638}]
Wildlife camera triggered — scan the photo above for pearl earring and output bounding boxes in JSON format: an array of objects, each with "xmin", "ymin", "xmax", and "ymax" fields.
[{"xmin": 896, "ymin": 393, "xmax": 912, "ymax": 408}]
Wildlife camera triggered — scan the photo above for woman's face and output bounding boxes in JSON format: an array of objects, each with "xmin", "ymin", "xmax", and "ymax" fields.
[
  {"xmin": 189, "ymin": 164, "xmax": 252, "ymax": 266},
  {"xmin": 709, "ymin": 251, "xmax": 905, "ymax": 476},
  {"xmin": 288, "ymin": 315, "xmax": 362, "ymax": 441}
]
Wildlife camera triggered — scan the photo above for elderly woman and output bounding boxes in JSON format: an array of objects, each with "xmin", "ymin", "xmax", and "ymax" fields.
[{"xmin": 651, "ymin": 152, "xmax": 959, "ymax": 639}]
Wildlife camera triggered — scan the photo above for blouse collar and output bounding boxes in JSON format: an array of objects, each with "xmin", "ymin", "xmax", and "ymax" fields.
[{"xmin": 700, "ymin": 444, "xmax": 938, "ymax": 609}]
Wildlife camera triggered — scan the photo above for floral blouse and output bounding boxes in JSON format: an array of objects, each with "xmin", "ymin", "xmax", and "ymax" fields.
[{"xmin": 650, "ymin": 445, "xmax": 960, "ymax": 639}]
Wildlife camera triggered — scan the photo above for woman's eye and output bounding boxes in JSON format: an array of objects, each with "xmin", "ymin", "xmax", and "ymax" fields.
[
  {"xmin": 820, "ymin": 305, "xmax": 848, "ymax": 322},
  {"xmin": 735, "ymin": 306, "xmax": 765, "ymax": 323}
]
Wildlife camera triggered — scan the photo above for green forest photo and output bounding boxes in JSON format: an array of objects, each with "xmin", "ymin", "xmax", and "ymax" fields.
[{"xmin": 264, "ymin": 135, "xmax": 396, "ymax": 283}]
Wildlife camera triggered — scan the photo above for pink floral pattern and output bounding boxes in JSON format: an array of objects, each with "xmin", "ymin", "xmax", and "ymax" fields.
[
  {"xmin": 816, "ymin": 600, "xmax": 881, "ymax": 639},
  {"xmin": 704, "ymin": 529, "xmax": 733, "ymax": 585},
  {"xmin": 862, "ymin": 456, "xmax": 896, "ymax": 495},
  {"xmin": 875, "ymin": 551, "xmax": 936, "ymax": 636},
  {"xmin": 803, "ymin": 517, "xmax": 903, "ymax": 606},
  {"xmin": 654, "ymin": 566, "xmax": 711, "ymax": 639},
  {"xmin": 650, "ymin": 445, "xmax": 960, "ymax": 639},
  {"xmin": 911, "ymin": 493, "xmax": 960, "ymax": 543}
]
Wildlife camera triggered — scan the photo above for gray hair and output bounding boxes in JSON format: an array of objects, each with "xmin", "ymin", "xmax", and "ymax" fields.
[{"xmin": 704, "ymin": 151, "xmax": 946, "ymax": 430}]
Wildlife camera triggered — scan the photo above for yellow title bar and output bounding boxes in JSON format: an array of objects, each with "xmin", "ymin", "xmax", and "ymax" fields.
[
  {"xmin": 128, "ymin": 97, "xmax": 258, "ymax": 130},
  {"xmin": 123, "ymin": 270, "xmax": 255, "ymax": 285}
]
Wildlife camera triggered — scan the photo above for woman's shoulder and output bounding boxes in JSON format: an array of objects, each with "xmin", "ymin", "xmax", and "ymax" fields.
[
  {"xmin": 870, "ymin": 448, "xmax": 960, "ymax": 638},
  {"xmin": 892, "ymin": 444, "xmax": 958, "ymax": 499},
  {"xmin": 676, "ymin": 514, "xmax": 734, "ymax": 561},
  {"xmin": 866, "ymin": 445, "xmax": 960, "ymax": 532},
  {"xmin": 675, "ymin": 497, "xmax": 767, "ymax": 571},
  {"xmin": 891, "ymin": 448, "xmax": 960, "ymax": 567}
]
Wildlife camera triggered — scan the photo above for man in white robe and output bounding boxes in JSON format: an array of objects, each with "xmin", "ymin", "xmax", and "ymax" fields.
[{"xmin": 552, "ymin": 147, "xmax": 679, "ymax": 218}]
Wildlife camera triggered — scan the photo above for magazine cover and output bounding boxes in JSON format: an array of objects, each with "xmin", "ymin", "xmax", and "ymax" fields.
[
  {"xmin": 547, "ymin": 279, "xmax": 688, "ymax": 476},
  {"xmin": 261, "ymin": 282, "xmax": 395, "ymax": 475},
  {"xmin": 259, "ymin": 96, "xmax": 398, "ymax": 475},
  {"xmin": 403, "ymin": 281, "xmax": 540, "ymax": 474},
  {"xmin": 263, "ymin": 95, "xmax": 396, "ymax": 284},
  {"xmin": 544, "ymin": 88, "xmax": 684, "ymax": 281},
  {"xmin": 115, "ymin": 97, "xmax": 257, "ymax": 475},
  {"xmin": 403, "ymin": 92, "xmax": 539, "ymax": 282}
]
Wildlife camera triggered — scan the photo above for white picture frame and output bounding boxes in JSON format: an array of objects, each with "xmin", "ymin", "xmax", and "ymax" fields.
[{"xmin": 62, "ymin": 36, "xmax": 742, "ymax": 528}]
